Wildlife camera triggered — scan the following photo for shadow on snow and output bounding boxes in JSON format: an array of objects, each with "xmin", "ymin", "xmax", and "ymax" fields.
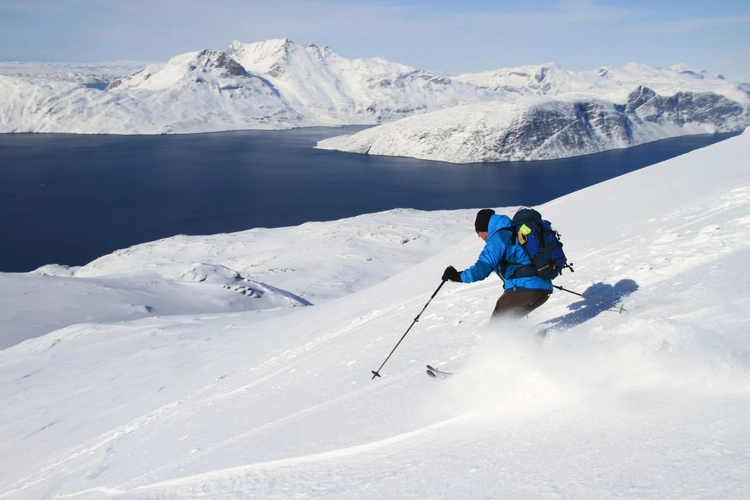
[{"xmin": 538, "ymin": 279, "xmax": 639, "ymax": 336}]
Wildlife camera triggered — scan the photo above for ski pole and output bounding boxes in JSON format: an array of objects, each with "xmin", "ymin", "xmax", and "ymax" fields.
[
  {"xmin": 553, "ymin": 285, "xmax": 627, "ymax": 313},
  {"xmin": 371, "ymin": 279, "xmax": 447, "ymax": 379}
]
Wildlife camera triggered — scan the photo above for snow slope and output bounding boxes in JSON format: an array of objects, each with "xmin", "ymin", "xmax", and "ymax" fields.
[
  {"xmin": 0, "ymin": 132, "xmax": 749, "ymax": 498},
  {"xmin": 0, "ymin": 209, "xmax": 473, "ymax": 350}
]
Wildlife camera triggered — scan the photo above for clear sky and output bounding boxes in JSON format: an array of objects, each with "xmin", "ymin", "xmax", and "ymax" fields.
[{"xmin": 1, "ymin": 0, "xmax": 748, "ymax": 77}]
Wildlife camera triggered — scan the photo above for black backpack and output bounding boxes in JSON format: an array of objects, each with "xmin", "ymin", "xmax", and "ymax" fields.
[{"xmin": 503, "ymin": 208, "xmax": 573, "ymax": 281}]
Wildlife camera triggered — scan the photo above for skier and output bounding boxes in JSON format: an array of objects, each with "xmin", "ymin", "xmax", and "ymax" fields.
[{"xmin": 441, "ymin": 208, "xmax": 552, "ymax": 320}]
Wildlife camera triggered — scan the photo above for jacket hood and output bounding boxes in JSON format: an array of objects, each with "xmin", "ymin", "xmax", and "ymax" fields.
[{"xmin": 487, "ymin": 214, "xmax": 511, "ymax": 237}]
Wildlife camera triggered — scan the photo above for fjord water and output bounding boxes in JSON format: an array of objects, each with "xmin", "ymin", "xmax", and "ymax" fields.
[{"xmin": 0, "ymin": 128, "xmax": 737, "ymax": 272}]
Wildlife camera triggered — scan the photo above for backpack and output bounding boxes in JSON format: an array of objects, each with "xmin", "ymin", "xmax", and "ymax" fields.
[{"xmin": 503, "ymin": 208, "xmax": 572, "ymax": 281}]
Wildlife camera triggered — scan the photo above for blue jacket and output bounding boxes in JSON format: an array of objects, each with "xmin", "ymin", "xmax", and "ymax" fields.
[{"xmin": 460, "ymin": 214, "xmax": 553, "ymax": 291}]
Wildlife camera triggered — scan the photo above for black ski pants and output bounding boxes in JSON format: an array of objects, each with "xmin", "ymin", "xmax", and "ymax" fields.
[{"xmin": 491, "ymin": 288, "xmax": 551, "ymax": 320}]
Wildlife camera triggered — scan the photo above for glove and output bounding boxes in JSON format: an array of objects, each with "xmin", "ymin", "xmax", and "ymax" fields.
[{"xmin": 442, "ymin": 265, "xmax": 462, "ymax": 282}]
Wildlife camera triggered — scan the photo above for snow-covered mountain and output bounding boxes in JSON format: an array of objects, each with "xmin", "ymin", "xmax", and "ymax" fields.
[
  {"xmin": 225, "ymin": 39, "xmax": 495, "ymax": 124},
  {"xmin": 0, "ymin": 48, "xmax": 303, "ymax": 134},
  {"xmin": 1, "ymin": 130, "xmax": 748, "ymax": 499},
  {"xmin": 1, "ymin": 39, "xmax": 748, "ymax": 160},
  {"xmin": 317, "ymin": 85, "xmax": 748, "ymax": 162},
  {"xmin": 0, "ymin": 39, "xmax": 497, "ymax": 134}
]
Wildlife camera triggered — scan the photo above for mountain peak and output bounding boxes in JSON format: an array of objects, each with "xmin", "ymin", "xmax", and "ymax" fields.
[
  {"xmin": 226, "ymin": 39, "xmax": 300, "ymax": 74},
  {"xmin": 106, "ymin": 49, "xmax": 252, "ymax": 91}
]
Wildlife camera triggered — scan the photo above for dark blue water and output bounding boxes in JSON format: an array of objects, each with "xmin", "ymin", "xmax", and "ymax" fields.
[{"xmin": 0, "ymin": 128, "xmax": 738, "ymax": 272}]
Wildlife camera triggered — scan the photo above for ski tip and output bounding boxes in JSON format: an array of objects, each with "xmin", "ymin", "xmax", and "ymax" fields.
[
  {"xmin": 426, "ymin": 364, "xmax": 452, "ymax": 374},
  {"xmin": 426, "ymin": 369, "xmax": 436, "ymax": 378}
]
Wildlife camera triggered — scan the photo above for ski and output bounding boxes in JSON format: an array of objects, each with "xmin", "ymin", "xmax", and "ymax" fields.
[{"xmin": 426, "ymin": 364, "xmax": 453, "ymax": 378}]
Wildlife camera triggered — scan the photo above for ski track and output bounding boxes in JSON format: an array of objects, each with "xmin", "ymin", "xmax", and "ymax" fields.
[
  {"xmin": 56, "ymin": 414, "xmax": 474, "ymax": 499},
  {"xmin": 0, "ymin": 293, "xmax": 448, "ymax": 499},
  {"xmin": 112, "ymin": 371, "xmax": 414, "ymax": 490}
]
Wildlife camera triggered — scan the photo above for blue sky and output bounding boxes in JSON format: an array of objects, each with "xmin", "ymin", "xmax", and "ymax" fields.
[{"xmin": 1, "ymin": 0, "xmax": 748, "ymax": 77}]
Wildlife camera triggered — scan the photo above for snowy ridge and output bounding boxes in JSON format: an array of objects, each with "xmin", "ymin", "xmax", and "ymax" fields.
[
  {"xmin": 454, "ymin": 61, "xmax": 749, "ymax": 102},
  {"xmin": 0, "ymin": 132, "xmax": 749, "ymax": 498},
  {"xmin": 1, "ymin": 39, "xmax": 748, "ymax": 161}
]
